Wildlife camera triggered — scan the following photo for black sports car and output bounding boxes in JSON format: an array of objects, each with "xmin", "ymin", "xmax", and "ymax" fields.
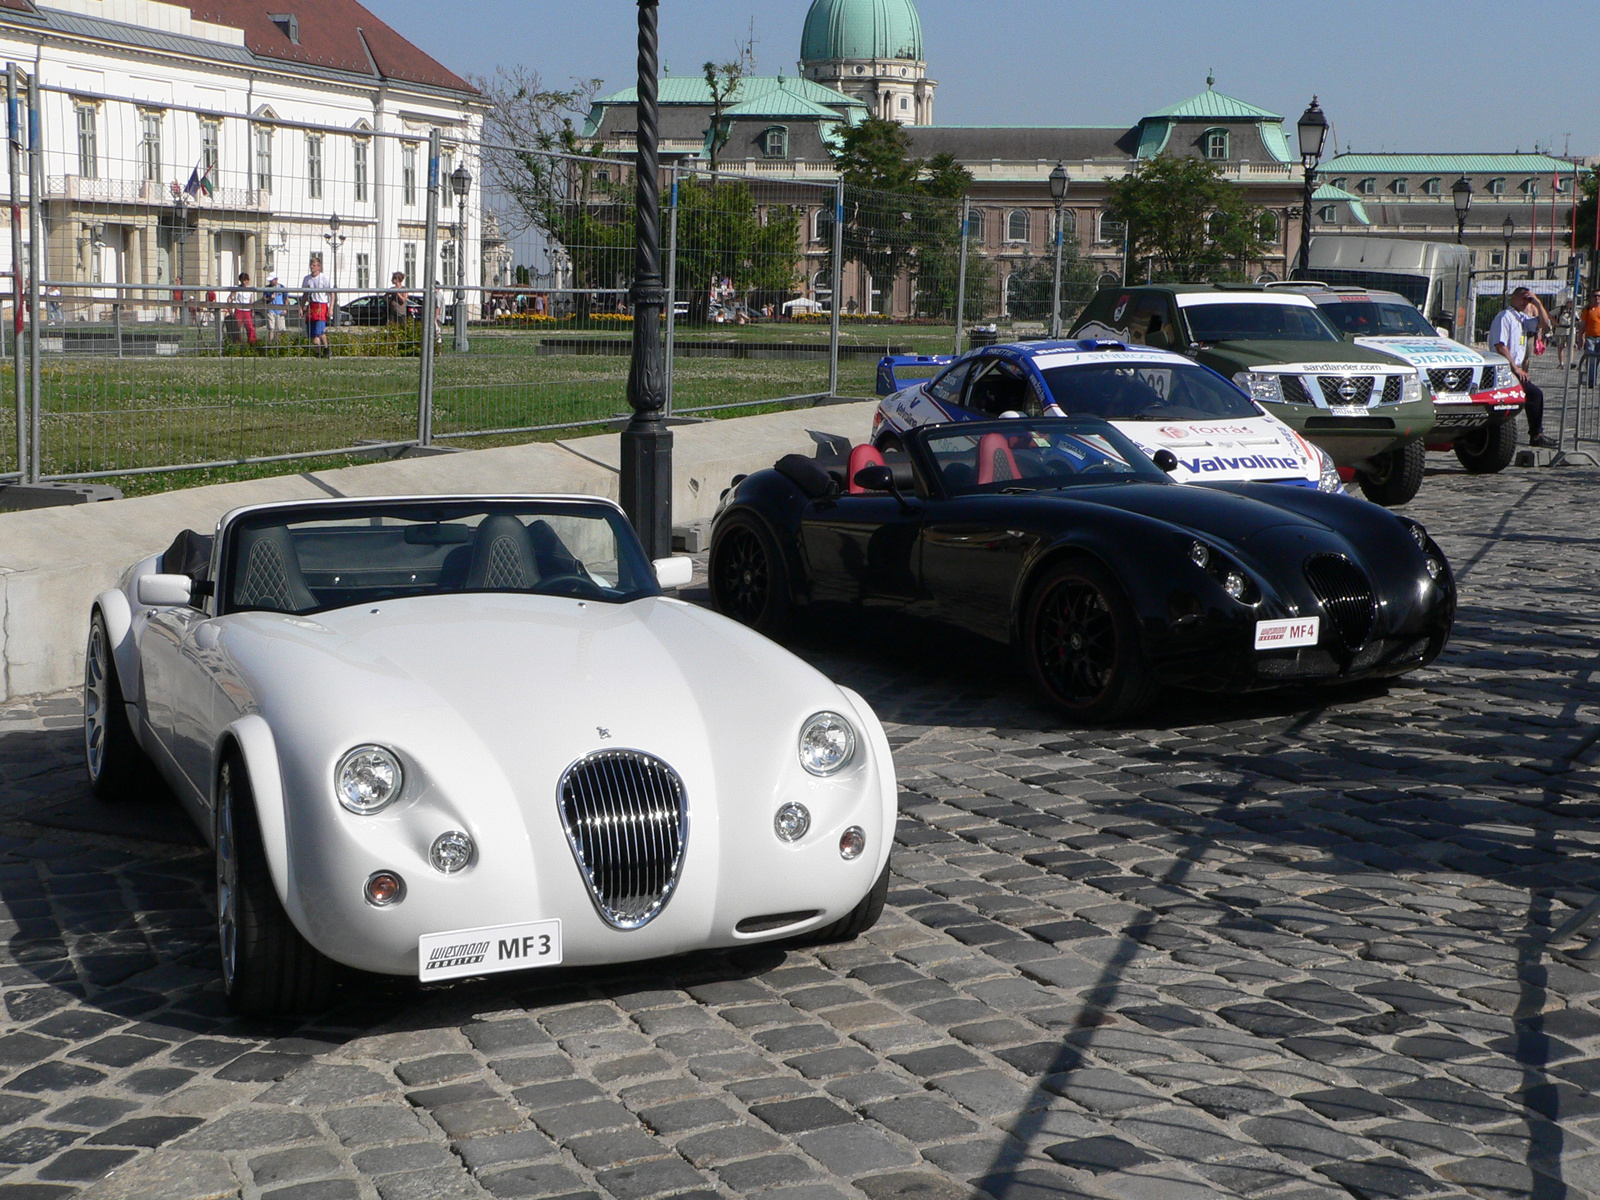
[{"xmin": 708, "ymin": 418, "xmax": 1455, "ymax": 722}]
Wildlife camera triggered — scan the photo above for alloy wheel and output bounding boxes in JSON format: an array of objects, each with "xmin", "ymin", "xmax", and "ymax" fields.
[
  {"xmin": 84, "ymin": 623, "xmax": 109, "ymax": 781},
  {"xmin": 715, "ymin": 527, "xmax": 770, "ymax": 624},
  {"xmin": 1037, "ymin": 579, "xmax": 1119, "ymax": 704},
  {"xmin": 216, "ymin": 768, "xmax": 239, "ymax": 993}
]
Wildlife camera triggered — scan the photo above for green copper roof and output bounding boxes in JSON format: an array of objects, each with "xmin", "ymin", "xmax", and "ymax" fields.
[
  {"xmin": 1134, "ymin": 121, "xmax": 1171, "ymax": 160},
  {"xmin": 1325, "ymin": 152, "xmax": 1576, "ymax": 174},
  {"xmin": 594, "ymin": 75, "xmax": 867, "ymax": 110},
  {"xmin": 724, "ymin": 89, "xmax": 845, "ymax": 119},
  {"xmin": 1313, "ymin": 183, "xmax": 1369, "ymax": 225},
  {"xmin": 1143, "ymin": 89, "xmax": 1282, "ymax": 122},
  {"xmin": 800, "ymin": 0, "xmax": 924, "ymax": 62}
]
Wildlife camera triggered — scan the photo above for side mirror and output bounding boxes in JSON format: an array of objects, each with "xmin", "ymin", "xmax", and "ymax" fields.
[
  {"xmin": 1144, "ymin": 329, "xmax": 1169, "ymax": 350},
  {"xmin": 137, "ymin": 573, "xmax": 194, "ymax": 607},
  {"xmin": 1152, "ymin": 449, "xmax": 1179, "ymax": 473},
  {"xmin": 852, "ymin": 464, "xmax": 895, "ymax": 492},
  {"xmin": 653, "ymin": 556, "xmax": 694, "ymax": 589}
]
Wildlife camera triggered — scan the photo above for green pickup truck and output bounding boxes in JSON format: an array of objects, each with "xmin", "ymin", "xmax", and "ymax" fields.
[{"xmin": 1069, "ymin": 284, "xmax": 1436, "ymax": 505}]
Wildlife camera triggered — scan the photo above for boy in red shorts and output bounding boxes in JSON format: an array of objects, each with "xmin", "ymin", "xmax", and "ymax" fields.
[{"xmin": 301, "ymin": 254, "xmax": 333, "ymax": 356}]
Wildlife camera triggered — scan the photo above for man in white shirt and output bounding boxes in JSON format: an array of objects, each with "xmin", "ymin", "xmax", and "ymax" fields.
[
  {"xmin": 1489, "ymin": 287, "xmax": 1550, "ymax": 447},
  {"xmin": 301, "ymin": 255, "xmax": 333, "ymax": 357}
]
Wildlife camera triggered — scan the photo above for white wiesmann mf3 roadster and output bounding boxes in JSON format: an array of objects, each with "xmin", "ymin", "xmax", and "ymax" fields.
[{"xmin": 84, "ymin": 496, "xmax": 897, "ymax": 1016}]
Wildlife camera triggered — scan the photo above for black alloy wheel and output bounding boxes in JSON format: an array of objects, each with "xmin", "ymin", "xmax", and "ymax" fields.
[
  {"xmin": 1025, "ymin": 559, "xmax": 1151, "ymax": 723},
  {"xmin": 1357, "ymin": 439, "xmax": 1426, "ymax": 506},
  {"xmin": 1454, "ymin": 418, "xmax": 1518, "ymax": 474},
  {"xmin": 709, "ymin": 514, "xmax": 792, "ymax": 636}
]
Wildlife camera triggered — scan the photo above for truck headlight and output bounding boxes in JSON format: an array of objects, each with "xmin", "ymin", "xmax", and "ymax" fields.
[
  {"xmin": 1233, "ymin": 371, "xmax": 1284, "ymax": 404},
  {"xmin": 1316, "ymin": 446, "xmax": 1344, "ymax": 494},
  {"xmin": 1402, "ymin": 373, "xmax": 1423, "ymax": 404},
  {"xmin": 799, "ymin": 712, "xmax": 855, "ymax": 776},
  {"xmin": 1492, "ymin": 362, "xmax": 1516, "ymax": 389},
  {"xmin": 337, "ymin": 745, "xmax": 403, "ymax": 814}
]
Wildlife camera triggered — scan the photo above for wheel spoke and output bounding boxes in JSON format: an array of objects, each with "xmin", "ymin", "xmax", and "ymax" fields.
[{"xmin": 1037, "ymin": 578, "xmax": 1120, "ymax": 705}]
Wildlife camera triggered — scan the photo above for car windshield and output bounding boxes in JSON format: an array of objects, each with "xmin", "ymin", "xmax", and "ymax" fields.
[
  {"xmin": 1316, "ymin": 299, "xmax": 1437, "ymax": 337},
  {"xmin": 1182, "ymin": 301, "xmax": 1341, "ymax": 343},
  {"xmin": 1040, "ymin": 361, "xmax": 1259, "ymax": 421},
  {"xmin": 922, "ymin": 419, "xmax": 1168, "ymax": 496},
  {"xmin": 223, "ymin": 500, "xmax": 659, "ymax": 616}
]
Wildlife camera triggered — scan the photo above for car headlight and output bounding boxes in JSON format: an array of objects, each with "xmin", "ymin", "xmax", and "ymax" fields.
[
  {"xmin": 430, "ymin": 831, "xmax": 475, "ymax": 874},
  {"xmin": 336, "ymin": 745, "xmax": 403, "ymax": 814},
  {"xmin": 1233, "ymin": 371, "xmax": 1284, "ymax": 404},
  {"xmin": 1407, "ymin": 521, "xmax": 1428, "ymax": 550},
  {"xmin": 1401, "ymin": 372, "xmax": 1423, "ymax": 404},
  {"xmin": 799, "ymin": 712, "xmax": 856, "ymax": 776},
  {"xmin": 1315, "ymin": 446, "xmax": 1344, "ymax": 494},
  {"xmin": 1492, "ymin": 362, "xmax": 1516, "ymax": 389},
  {"xmin": 1189, "ymin": 541, "xmax": 1211, "ymax": 569}
]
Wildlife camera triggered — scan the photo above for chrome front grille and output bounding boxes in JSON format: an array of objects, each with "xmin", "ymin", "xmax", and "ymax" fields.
[
  {"xmin": 1281, "ymin": 376, "xmax": 1315, "ymax": 405},
  {"xmin": 558, "ymin": 750, "xmax": 687, "ymax": 930},
  {"xmin": 1381, "ymin": 376, "xmax": 1403, "ymax": 404},
  {"xmin": 1316, "ymin": 375, "xmax": 1375, "ymax": 406},
  {"xmin": 1480, "ymin": 365, "xmax": 1499, "ymax": 390},
  {"xmin": 1428, "ymin": 367, "xmax": 1474, "ymax": 393},
  {"xmin": 1303, "ymin": 554, "xmax": 1377, "ymax": 649}
]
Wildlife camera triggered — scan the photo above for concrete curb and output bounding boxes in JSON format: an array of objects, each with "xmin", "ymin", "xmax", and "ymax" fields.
[{"xmin": 0, "ymin": 401, "xmax": 877, "ymax": 700}]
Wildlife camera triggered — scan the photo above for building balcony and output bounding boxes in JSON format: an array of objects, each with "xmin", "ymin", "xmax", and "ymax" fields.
[{"xmin": 46, "ymin": 175, "xmax": 272, "ymax": 212}]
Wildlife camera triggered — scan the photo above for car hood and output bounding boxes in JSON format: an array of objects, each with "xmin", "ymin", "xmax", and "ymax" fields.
[
  {"xmin": 1351, "ymin": 335, "xmax": 1486, "ymax": 368},
  {"xmin": 1054, "ymin": 480, "xmax": 1334, "ymax": 542},
  {"xmin": 1119, "ymin": 417, "xmax": 1317, "ymax": 485},
  {"xmin": 1196, "ymin": 340, "xmax": 1411, "ymax": 371}
]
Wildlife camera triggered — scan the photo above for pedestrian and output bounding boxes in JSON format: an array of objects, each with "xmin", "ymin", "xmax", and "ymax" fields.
[
  {"xmin": 1583, "ymin": 290, "xmax": 1600, "ymax": 390},
  {"xmin": 1554, "ymin": 301, "xmax": 1573, "ymax": 369},
  {"xmin": 301, "ymin": 254, "xmax": 333, "ymax": 356},
  {"xmin": 263, "ymin": 272, "xmax": 286, "ymax": 343},
  {"xmin": 386, "ymin": 271, "xmax": 410, "ymax": 325},
  {"xmin": 226, "ymin": 272, "xmax": 257, "ymax": 346},
  {"xmin": 1488, "ymin": 286, "xmax": 1551, "ymax": 447}
]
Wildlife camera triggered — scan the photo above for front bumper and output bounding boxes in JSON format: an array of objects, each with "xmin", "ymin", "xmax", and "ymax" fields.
[
  {"xmin": 1424, "ymin": 386, "xmax": 1526, "ymax": 445},
  {"xmin": 1260, "ymin": 396, "xmax": 1436, "ymax": 468}
]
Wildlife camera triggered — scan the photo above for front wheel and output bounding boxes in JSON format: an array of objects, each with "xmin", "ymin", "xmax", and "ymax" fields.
[
  {"xmin": 709, "ymin": 513, "xmax": 793, "ymax": 637},
  {"xmin": 1357, "ymin": 440, "xmax": 1426, "ymax": 506},
  {"xmin": 217, "ymin": 754, "xmax": 339, "ymax": 1016},
  {"xmin": 1024, "ymin": 559, "xmax": 1152, "ymax": 723},
  {"xmin": 810, "ymin": 861, "xmax": 890, "ymax": 944},
  {"xmin": 1454, "ymin": 419, "xmax": 1518, "ymax": 474},
  {"xmin": 84, "ymin": 612, "xmax": 154, "ymax": 800}
]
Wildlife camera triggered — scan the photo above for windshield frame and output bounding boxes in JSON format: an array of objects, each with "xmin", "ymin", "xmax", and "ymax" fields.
[
  {"xmin": 1038, "ymin": 359, "xmax": 1261, "ymax": 421},
  {"xmin": 1179, "ymin": 299, "xmax": 1344, "ymax": 345},
  {"xmin": 216, "ymin": 496, "xmax": 659, "ymax": 617},
  {"xmin": 907, "ymin": 417, "xmax": 1173, "ymax": 499}
]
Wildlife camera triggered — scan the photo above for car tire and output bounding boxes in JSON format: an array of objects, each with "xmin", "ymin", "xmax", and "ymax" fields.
[
  {"xmin": 875, "ymin": 431, "xmax": 905, "ymax": 455},
  {"xmin": 1024, "ymin": 558, "xmax": 1152, "ymax": 723},
  {"xmin": 709, "ymin": 513, "xmax": 793, "ymax": 637},
  {"xmin": 1357, "ymin": 440, "xmax": 1426, "ymax": 506},
  {"xmin": 217, "ymin": 753, "xmax": 339, "ymax": 1017},
  {"xmin": 84, "ymin": 611, "xmax": 156, "ymax": 801},
  {"xmin": 809, "ymin": 861, "xmax": 890, "ymax": 944},
  {"xmin": 1454, "ymin": 419, "xmax": 1518, "ymax": 474}
]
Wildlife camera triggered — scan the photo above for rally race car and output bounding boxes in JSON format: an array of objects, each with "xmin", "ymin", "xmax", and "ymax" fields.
[
  {"xmin": 873, "ymin": 339, "xmax": 1345, "ymax": 493},
  {"xmin": 1289, "ymin": 284, "xmax": 1525, "ymax": 473}
]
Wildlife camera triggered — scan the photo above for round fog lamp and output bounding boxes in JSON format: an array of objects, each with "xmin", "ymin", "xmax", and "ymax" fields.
[
  {"xmin": 1189, "ymin": 541, "xmax": 1210, "ymax": 569},
  {"xmin": 1224, "ymin": 572, "xmax": 1247, "ymax": 600},
  {"xmin": 1426, "ymin": 557, "xmax": 1442, "ymax": 580},
  {"xmin": 774, "ymin": 802, "xmax": 811, "ymax": 843},
  {"xmin": 365, "ymin": 870, "xmax": 405, "ymax": 906},
  {"xmin": 430, "ymin": 830, "xmax": 475, "ymax": 874},
  {"xmin": 337, "ymin": 745, "xmax": 403, "ymax": 814},
  {"xmin": 799, "ymin": 712, "xmax": 856, "ymax": 776},
  {"xmin": 839, "ymin": 826, "xmax": 866, "ymax": 860}
]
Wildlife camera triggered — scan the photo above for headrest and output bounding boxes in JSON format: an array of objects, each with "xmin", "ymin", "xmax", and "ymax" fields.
[{"xmin": 775, "ymin": 454, "xmax": 840, "ymax": 500}]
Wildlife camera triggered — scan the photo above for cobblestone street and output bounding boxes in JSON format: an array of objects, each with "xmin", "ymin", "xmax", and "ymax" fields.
[{"xmin": 3, "ymin": 449, "xmax": 1600, "ymax": 1200}]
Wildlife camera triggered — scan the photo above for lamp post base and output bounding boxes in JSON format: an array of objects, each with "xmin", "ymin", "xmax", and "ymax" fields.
[{"xmin": 621, "ymin": 418, "xmax": 673, "ymax": 561}]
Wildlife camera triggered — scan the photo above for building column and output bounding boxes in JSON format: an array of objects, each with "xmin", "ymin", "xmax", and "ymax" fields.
[{"xmin": 244, "ymin": 232, "xmax": 258, "ymax": 283}]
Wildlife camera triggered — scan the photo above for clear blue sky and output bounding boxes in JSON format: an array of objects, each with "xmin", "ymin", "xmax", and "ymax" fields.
[{"xmin": 365, "ymin": 0, "xmax": 1597, "ymax": 157}]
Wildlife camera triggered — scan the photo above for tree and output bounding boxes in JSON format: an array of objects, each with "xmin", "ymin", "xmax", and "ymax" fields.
[
  {"xmin": 1575, "ymin": 169, "xmax": 1599, "ymax": 265},
  {"xmin": 1003, "ymin": 247, "xmax": 1095, "ymax": 322},
  {"xmin": 1105, "ymin": 156, "xmax": 1270, "ymax": 282},
  {"xmin": 674, "ymin": 178, "xmax": 799, "ymax": 319},
  {"xmin": 703, "ymin": 36, "xmax": 755, "ymax": 172}
]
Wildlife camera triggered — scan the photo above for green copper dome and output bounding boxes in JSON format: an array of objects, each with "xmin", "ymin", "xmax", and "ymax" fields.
[{"xmin": 800, "ymin": 0, "xmax": 925, "ymax": 63}]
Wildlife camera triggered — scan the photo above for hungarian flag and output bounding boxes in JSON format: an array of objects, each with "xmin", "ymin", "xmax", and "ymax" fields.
[{"xmin": 183, "ymin": 162, "xmax": 216, "ymax": 199}]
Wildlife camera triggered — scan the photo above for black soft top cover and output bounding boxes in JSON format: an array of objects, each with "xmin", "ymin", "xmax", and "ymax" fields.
[{"xmin": 160, "ymin": 529, "xmax": 214, "ymax": 590}]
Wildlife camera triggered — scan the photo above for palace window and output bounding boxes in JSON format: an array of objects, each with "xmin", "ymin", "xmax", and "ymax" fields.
[
  {"xmin": 1006, "ymin": 209, "xmax": 1030, "ymax": 243},
  {"xmin": 1423, "ymin": 177, "xmax": 1441, "ymax": 195},
  {"xmin": 1392, "ymin": 177, "xmax": 1408, "ymax": 195},
  {"xmin": 762, "ymin": 125, "xmax": 789, "ymax": 159},
  {"xmin": 1257, "ymin": 211, "xmax": 1279, "ymax": 241},
  {"xmin": 1203, "ymin": 128, "xmax": 1229, "ymax": 160},
  {"xmin": 403, "ymin": 242, "xmax": 417, "ymax": 285},
  {"xmin": 1358, "ymin": 177, "xmax": 1376, "ymax": 195},
  {"xmin": 353, "ymin": 135, "xmax": 369, "ymax": 202},
  {"xmin": 75, "ymin": 104, "xmax": 97, "ymax": 179},
  {"xmin": 307, "ymin": 134, "xmax": 323, "ymax": 200},
  {"xmin": 356, "ymin": 251, "xmax": 370, "ymax": 289},
  {"xmin": 402, "ymin": 143, "xmax": 418, "ymax": 206},
  {"xmin": 441, "ymin": 151, "xmax": 455, "ymax": 203},
  {"xmin": 254, "ymin": 124, "xmax": 273, "ymax": 192},
  {"xmin": 139, "ymin": 111, "xmax": 162, "ymax": 184},
  {"xmin": 1318, "ymin": 204, "xmax": 1337, "ymax": 222},
  {"xmin": 200, "ymin": 120, "xmax": 219, "ymax": 177},
  {"xmin": 1489, "ymin": 178, "xmax": 1505, "ymax": 195},
  {"xmin": 1098, "ymin": 213, "xmax": 1126, "ymax": 244},
  {"xmin": 965, "ymin": 209, "xmax": 985, "ymax": 242}
]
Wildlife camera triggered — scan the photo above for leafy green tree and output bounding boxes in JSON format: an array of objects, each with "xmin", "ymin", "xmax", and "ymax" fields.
[
  {"xmin": 1575, "ymin": 169, "xmax": 1598, "ymax": 265},
  {"xmin": 1105, "ymin": 156, "xmax": 1270, "ymax": 282},
  {"xmin": 674, "ymin": 178, "xmax": 800, "ymax": 319},
  {"xmin": 1002, "ymin": 246, "xmax": 1096, "ymax": 322}
]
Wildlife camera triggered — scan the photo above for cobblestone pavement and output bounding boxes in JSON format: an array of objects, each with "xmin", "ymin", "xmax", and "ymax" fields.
[{"xmin": 2, "ymin": 458, "xmax": 1600, "ymax": 1200}]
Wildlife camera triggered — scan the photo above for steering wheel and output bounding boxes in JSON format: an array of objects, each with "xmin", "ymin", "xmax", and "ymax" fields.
[
  {"xmin": 537, "ymin": 573, "xmax": 606, "ymax": 599},
  {"xmin": 1043, "ymin": 459, "xmax": 1075, "ymax": 479}
]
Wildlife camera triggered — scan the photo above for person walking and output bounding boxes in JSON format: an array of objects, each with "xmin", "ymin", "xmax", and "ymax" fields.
[
  {"xmin": 385, "ymin": 271, "xmax": 410, "ymax": 325},
  {"xmin": 1489, "ymin": 286, "xmax": 1551, "ymax": 447},
  {"xmin": 1582, "ymin": 289, "xmax": 1600, "ymax": 390},
  {"xmin": 226, "ymin": 272, "xmax": 257, "ymax": 347},
  {"xmin": 301, "ymin": 254, "xmax": 333, "ymax": 357}
]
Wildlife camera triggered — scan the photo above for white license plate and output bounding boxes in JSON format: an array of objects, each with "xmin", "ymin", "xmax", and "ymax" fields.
[
  {"xmin": 1329, "ymin": 405, "xmax": 1368, "ymax": 417},
  {"xmin": 1254, "ymin": 616, "xmax": 1320, "ymax": 650},
  {"xmin": 418, "ymin": 919, "xmax": 562, "ymax": 981}
]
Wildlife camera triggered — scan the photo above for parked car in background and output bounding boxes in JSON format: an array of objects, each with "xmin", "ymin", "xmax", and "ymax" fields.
[
  {"xmin": 1070, "ymin": 285, "xmax": 1435, "ymax": 506},
  {"xmin": 340, "ymin": 293, "xmax": 422, "ymax": 325}
]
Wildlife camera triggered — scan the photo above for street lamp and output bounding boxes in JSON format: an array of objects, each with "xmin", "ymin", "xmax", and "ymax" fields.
[
  {"xmin": 1451, "ymin": 176, "xmax": 1473, "ymax": 245},
  {"xmin": 323, "ymin": 212, "xmax": 346, "ymax": 328},
  {"xmin": 1296, "ymin": 96, "xmax": 1328, "ymax": 277},
  {"xmin": 621, "ymin": 0, "xmax": 672, "ymax": 561},
  {"xmin": 1502, "ymin": 213, "xmax": 1515, "ymax": 299},
  {"xmin": 1048, "ymin": 161, "xmax": 1068, "ymax": 338},
  {"xmin": 172, "ymin": 192, "xmax": 191, "ymax": 326},
  {"xmin": 451, "ymin": 163, "xmax": 472, "ymax": 352}
]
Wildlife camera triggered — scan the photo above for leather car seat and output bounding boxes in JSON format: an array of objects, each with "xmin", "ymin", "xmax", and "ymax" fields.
[
  {"xmin": 466, "ymin": 515, "xmax": 541, "ymax": 590},
  {"xmin": 976, "ymin": 432, "xmax": 1022, "ymax": 485},
  {"xmin": 846, "ymin": 444, "xmax": 887, "ymax": 494},
  {"xmin": 231, "ymin": 524, "xmax": 318, "ymax": 613}
]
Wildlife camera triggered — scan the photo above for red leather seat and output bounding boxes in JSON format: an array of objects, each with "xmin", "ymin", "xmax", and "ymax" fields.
[
  {"xmin": 846, "ymin": 444, "xmax": 887, "ymax": 494},
  {"xmin": 976, "ymin": 432, "xmax": 1021, "ymax": 485}
]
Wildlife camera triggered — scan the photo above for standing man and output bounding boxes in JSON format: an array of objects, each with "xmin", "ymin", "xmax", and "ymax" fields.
[
  {"xmin": 1489, "ymin": 286, "xmax": 1551, "ymax": 447},
  {"xmin": 1582, "ymin": 289, "xmax": 1600, "ymax": 390},
  {"xmin": 302, "ymin": 254, "xmax": 333, "ymax": 357},
  {"xmin": 263, "ymin": 272, "xmax": 286, "ymax": 344},
  {"xmin": 385, "ymin": 271, "xmax": 410, "ymax": 325},
  {"xmin": 226, "ymin": 271, "xmax": 257, "ymax": 347}
]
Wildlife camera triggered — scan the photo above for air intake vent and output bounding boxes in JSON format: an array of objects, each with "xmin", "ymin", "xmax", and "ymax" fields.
[
  {"xmin": 558, "ymin": 750, "xmax": 687, "ymax": 930},
  {"xmin": 1303, "ymin": 554, "xmax": 1376, "ymax": 649}
]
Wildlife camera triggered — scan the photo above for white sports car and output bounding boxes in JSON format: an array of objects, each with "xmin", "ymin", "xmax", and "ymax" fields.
[{"xmin": 84, "ymin": 495, "xmax": 897, "ymax": 1015}]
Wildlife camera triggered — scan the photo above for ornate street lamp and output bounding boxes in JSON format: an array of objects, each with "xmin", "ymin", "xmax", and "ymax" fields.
[
  {"xmin": 324, "ymin": 212, "xmax": 347, "ymax": 327},
  {"xmin": 1502, "ymin": 213, "xmax": 1515, "ymax": 299},
  {"xmin": 1049, "ymin": 162, "xmax": 1069, "ymax": 338},
  {"xmin": 1296, "ymin": 97, "xmax": 1328, "ymax": 277},
  {"xmin": 1451, "ymin": 176, "xmax": 1473, "ymax": 245},
  {"xmin": 451, "ymin": 163, "xmax": 472, "ymax": 352},
  {"xmin": 622, "ymin": 0, "xmax": 672, "ymax": 560}
]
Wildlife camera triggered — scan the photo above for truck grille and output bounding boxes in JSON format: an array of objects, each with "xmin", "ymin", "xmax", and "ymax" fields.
[
  {"xmin": 1316, "ymin": 375, "xmax": 1374, "ymax": 406},
  {"xmin": 1382, "ymin": 376, "xmax": 1403, "ymax": 404},
  {"xmin": 1427, "ymin": 367, "xmax": 1474, "ymax": 393},
  {"xmin": 1281, "ymin": 376, "xmax": 1315, "ymax": 404},
  {"xmin": 1480, "ymin": 365, "xmax": 1499, "ymax": 390},
  {"xmin": 558, "ymin": 750, "xmax": 688, "ymax": 930},
  {"xmin": 1303, "ymin": 554, "xmax": 1376, "ymax": 649}
]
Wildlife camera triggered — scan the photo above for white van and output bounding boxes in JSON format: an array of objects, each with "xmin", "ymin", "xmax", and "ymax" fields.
[{"xmin": 1294, "ymin": 236, "xmax": 1474, "ymax": 339}]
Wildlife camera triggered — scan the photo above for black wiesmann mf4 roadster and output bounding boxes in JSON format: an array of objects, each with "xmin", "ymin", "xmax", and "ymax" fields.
[{"xmin": 709, "ymin": 418, "xmax": 1455, "ymax": 722}]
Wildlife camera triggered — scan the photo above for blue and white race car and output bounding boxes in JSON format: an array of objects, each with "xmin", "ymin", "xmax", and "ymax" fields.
[{"xmin": 873, "ymin": 340, "xmax": 1344, "ymax": 492}]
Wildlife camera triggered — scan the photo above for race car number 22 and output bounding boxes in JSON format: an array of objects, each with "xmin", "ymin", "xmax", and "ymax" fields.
[{"xmin": 418, "ymin": 918, "xmax": 563, "ymax": 981}]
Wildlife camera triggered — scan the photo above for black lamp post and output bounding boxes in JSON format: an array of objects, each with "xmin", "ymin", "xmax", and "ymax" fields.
[
  {"xmin": 451, "ymin": 163, "xmax": 472, "ymax": 352},
  {"xmin": 622, "ymin": 0, "xmax": 672, "ymax": 561},
  {"xmin": 324, "ymin": 212, "xmax": 346, "ymax": 328},
  {"xmin": 1451, "ymin": 176, "xmax": 1472, "ymax": 245},
  {"xmin": 1502, "ymin": 213, "xmax": 1515, "ymax": 299},
  {"xmin": 1296, "ymin": 96, "xmax": 1328, "ymax": 277},
  {"xmin": 1048, "ymin": 162, "xmax": 1068, "ymax": 338}
]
